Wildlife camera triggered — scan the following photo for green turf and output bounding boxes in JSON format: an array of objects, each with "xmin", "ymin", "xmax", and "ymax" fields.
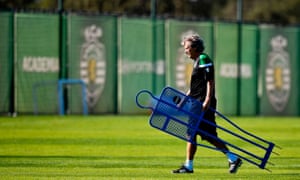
[{"xmin": 0, "ymin": 115, "xmax": 299, "ymax": 179}]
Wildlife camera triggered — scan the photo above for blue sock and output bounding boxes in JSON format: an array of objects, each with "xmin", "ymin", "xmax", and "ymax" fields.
[
  {"xmin": 226, "ymin": 152, "xmax": 238, "ymax": 163},
  {"xmin": 184, "ymin": 160, "xmax": 193, "ymax": 170}
]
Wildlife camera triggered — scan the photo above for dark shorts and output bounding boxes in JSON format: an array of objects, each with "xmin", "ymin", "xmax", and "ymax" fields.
[{"xmin": 188, "ymin": 100, "xmax": 218, "ymax": 141}]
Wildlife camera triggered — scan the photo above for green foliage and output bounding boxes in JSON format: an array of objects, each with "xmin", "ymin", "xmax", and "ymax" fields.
[
  {"xmin": 221, "ymin": 0, "xmax": 300, "ymax": 24},
  {"xmin": 0, "ymin": 116, "xmax": 299, "ymax": 179},
  {"xmin": 1, "ymin": 0, "xmax": 300, "ymax": 24}
]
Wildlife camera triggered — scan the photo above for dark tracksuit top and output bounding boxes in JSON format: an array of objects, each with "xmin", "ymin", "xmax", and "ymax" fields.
[{"xmin": 188, "ymin": 53, "xmax": 217, "ymax": 139}]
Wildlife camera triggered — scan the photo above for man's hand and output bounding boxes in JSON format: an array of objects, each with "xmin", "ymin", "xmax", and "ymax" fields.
[
  {"xmin": 202, "ymin": 101, "xmax": 210, "ymax": 111},
  {"xmin": 202, "ymin": 80, "xmax": 214, "ymax": 111},
  {"xmin": 177, "ymin": 98, "xmax": 186, "ymax": 109}
]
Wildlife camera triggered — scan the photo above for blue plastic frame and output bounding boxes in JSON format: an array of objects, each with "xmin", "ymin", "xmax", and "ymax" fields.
[{"xmin": 136, "ymin": 86, "xmax": 278, "ymax": 171}]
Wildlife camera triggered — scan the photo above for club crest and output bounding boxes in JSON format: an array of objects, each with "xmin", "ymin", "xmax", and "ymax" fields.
[
  {"xmin": 265, "ymin": 35, "xmax": 290, "ymax": 112},
  {"xmin": 80, "ymin": 25, "xmax": 106, "ymax": 109}
]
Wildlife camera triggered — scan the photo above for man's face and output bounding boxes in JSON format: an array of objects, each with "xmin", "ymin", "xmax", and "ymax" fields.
[{"xmin": 183, "ymin": 40, "xmax": 198, "ymax": 60}]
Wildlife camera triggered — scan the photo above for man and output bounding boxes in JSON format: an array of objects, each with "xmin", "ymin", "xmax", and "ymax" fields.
[{"xmin": 172, "ymin": 34, "xmax": 242, "ymax": 174}]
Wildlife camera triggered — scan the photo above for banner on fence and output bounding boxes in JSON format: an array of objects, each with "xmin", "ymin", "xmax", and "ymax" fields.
[
  {"xmin": 0, "ymin": 12, "xmax": 13, "ymax": 114},
  {"xmin": 214, "ymin": 23, "xmax": 238, "ymax": 115},
  {"xmin": 259, "ymin": 25, "xmax": 299, "ymax": 115},
  {"xmin": 14, "ymin": 13, "xmax": 60, "ymax": 114},
  {"xmin": 66, "ymin": 14, "xmax": 118, "ymax": 114},
  {"xmin": 118, "ymin": 17, "xmax": 165, "ymax": 113},
  {"xmin": 215, "ymin": 23, "xmax": 258, "ymax": 116},
  {"xmin": 240, "ymin": 24, "xmax": 259, "ymax": 116}
]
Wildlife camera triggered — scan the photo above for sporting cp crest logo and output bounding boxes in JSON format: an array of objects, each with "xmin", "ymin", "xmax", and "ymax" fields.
[
  {"xmin": 265, "ymin": 35, "xmax": 290, "ymax": 112},
  {"xmin": 80, "ymin": 25, "xmax": 106, "ymax": 109}
]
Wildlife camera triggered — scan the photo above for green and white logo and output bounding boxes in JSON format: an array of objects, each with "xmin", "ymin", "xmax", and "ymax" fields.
[
  {"xmin": 266, "ymin": 35, "xmax": 290, "ymax": 112},
  {"xmin": 80, "ymin": 25, "xmax": 106, "ymax": 109}
]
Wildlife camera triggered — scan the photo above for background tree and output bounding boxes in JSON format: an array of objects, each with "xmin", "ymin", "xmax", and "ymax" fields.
[{"xmin": 1, "ymin": 0, "xmax": 300, "ymax": 25}]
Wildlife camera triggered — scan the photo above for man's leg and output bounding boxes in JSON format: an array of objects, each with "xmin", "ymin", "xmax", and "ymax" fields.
[
  {"xmin": 202, "ymin": 103, "xmax": 242, "ymax": 174},
  {"xmin": 187, "ymin": 141, "xmax": 197, "ymax": 160},
  {"xmin": 207, "ymin": 138, "xmax": 242, "ymax": 173},
  {"xmin": 206, "ymin": 137, "xmax": 228, "ymax": 152},
  {"xmin": 173, "ymin": 138, "xmax": 197, "ymax": 173},
  {"xmin": 185, "ymin": 141, "xmax": 197, "ymax": 170}
]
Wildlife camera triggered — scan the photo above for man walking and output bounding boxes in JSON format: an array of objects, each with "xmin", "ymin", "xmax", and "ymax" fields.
[{"xmin": 172, "ymin": 34, "xmax": 242, "ymax": 174}]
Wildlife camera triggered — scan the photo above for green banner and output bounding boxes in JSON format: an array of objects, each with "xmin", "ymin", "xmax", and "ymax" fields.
[
  {"xmin": 0, "ymin": 12, "xmax": 13, "ymax": 114},
  {"xmin": 66, "ymin": 14, "xmax": 117, "ymax": 114},
  {"xmin": 215, "ymin": 23, "xmax": 238, "ymax": 115},
  {"xmin": 14, "ymin": 13, "xmax": 60, "ymax": 114},
  {"xmin": 215, "ymin": 23, "xmax": 259, "ymax": 116},
  {"xmin": 8, "ymin": 13, "xmax": 300, "ymax": 116},
  {"xmin": 165, "ymin": 20, "xmax": 213, "ymax": 93},
  {"xmin": 118, "ymin": 17, "xmax": 165, "ymax": 114},
  {"xmin": 153, "ymin": 20, "xmax": 166, "ymax": 95},
  {"xmin": 240, "ymin": 25, "xmax": 259, "ymax": 115},
  {"xmin": 259, "ymin": 25, "xmax": 299, "ymax": 115}
]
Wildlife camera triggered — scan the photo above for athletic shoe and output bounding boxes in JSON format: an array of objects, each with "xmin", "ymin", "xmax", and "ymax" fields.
[
  {"xmin": 229, "ymin": 158, "xmax": 242, "ymax": 173},
  {"xmin": 172, "ymin": 165, "xmax": 194, "ymax": 174}
]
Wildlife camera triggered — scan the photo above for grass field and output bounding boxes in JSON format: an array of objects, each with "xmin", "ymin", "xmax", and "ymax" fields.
[{"xmin": 0, "ymin": 115, "xmax": 299, "ymax": 179}]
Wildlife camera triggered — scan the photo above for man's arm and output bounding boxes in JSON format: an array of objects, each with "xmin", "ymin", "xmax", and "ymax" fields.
[
  {"xmin": 202, "ymin": 80, "xmax": 214, "ymax": 111},
  {"xmin": 177, "ymin": 89, "xmax": 190, "ymax": 108},
  {"xmin": 186, "ymin": 89, "xmax": 190, "ymax": 96}
]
